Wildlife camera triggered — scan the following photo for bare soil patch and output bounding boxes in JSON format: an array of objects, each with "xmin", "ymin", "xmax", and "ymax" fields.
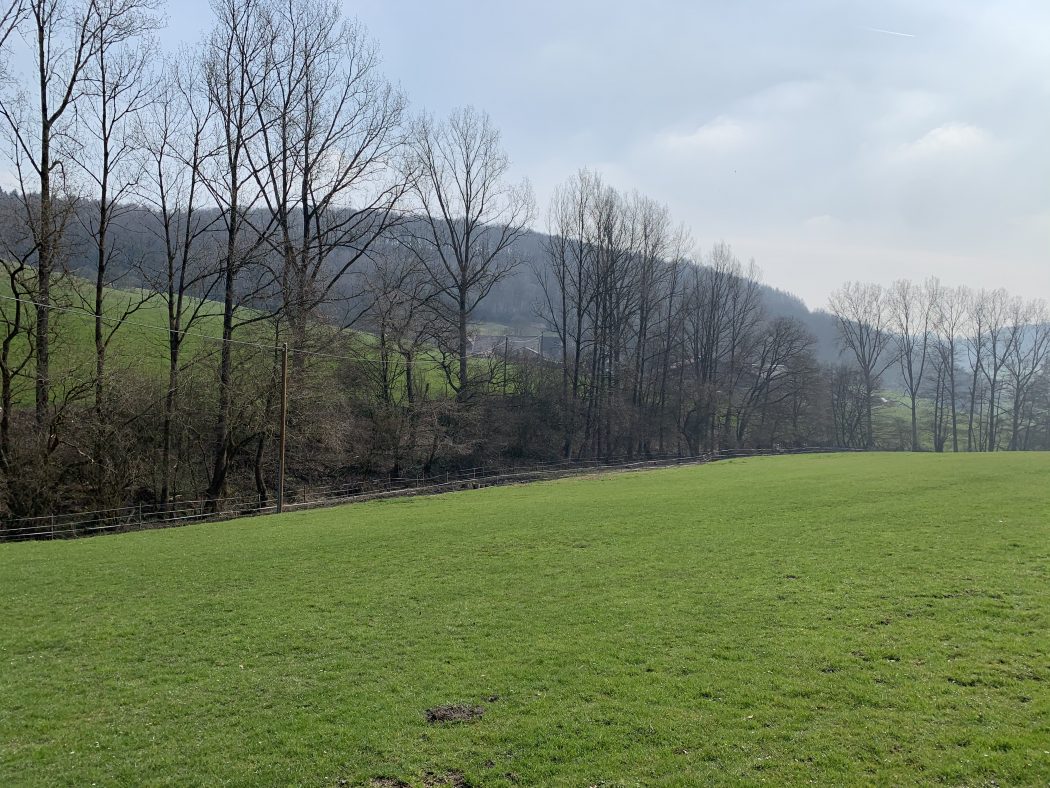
[
  {"xmin": 422, "ymin": 770, "xmax": 471, "ymax": 787},
  {"xmin": 424, "ymin": 704, "xmax": 484, "ymax": 724}
]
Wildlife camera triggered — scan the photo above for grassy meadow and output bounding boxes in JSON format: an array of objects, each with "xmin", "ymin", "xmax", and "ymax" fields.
[
  {"xmin": 0, "ymin": 276, "xmax": 476, "ymax": 404},
  {"xmin": 2, "ymin": 453, "xmax": 1048, "ymax": 785}
]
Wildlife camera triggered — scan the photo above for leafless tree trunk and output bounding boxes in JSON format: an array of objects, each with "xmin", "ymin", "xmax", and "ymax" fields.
[
  {"xmin": 0, "ymin": 219, "xmax": 34, "ymax": 473},
  {"xmin": 931, "ymin": 281, "xmax": 966, "ymax": 452},
  {"xmin": 963, "ymin": 287, "xmax": 989, "ymax": 451},
  {"xmin": 1004, "ymin": 298, "xmax": 1049, "ymax": 451},
  {"xmin": 980, "ymin": 289, "xmax": 1014, "ymax": 452},
  {"xmin": 734, "ymin": 317, "xmax": 814, "ymax": 445},
  {"xmin": 536, "ymin": 169, "xmax": 601, "ymax": 456}
]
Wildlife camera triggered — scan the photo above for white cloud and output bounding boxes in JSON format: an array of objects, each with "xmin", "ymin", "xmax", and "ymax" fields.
[
  {"xmin": 654, "ymin": 116, "xmax": 758, "ymax": 156},
  {"xmin": 894, "ymin": 122, "xmax": 991, "ymax": 160}
]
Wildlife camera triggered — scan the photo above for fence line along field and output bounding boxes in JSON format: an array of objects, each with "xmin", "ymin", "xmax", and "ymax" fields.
[{"xmin": 2, "ymin": 452, "xmax": 1048, "ymax": 786}]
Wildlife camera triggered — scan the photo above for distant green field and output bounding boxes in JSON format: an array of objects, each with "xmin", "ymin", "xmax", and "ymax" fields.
[
  {"xmin": 0, "ymin": 278, "xmax": 228, "ymax": 399},
  {"xmin": 2, "ymin": 453, "xmax": 1048, "ymax": 785},
  {"xmin": 0, "ymin": 278, "xmax": 482, "ymax": 403}
]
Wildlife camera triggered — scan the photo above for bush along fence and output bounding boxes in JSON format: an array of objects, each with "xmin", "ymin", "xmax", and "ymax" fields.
[{"xmin": 0, "ymin": 447, "xmax": 861, "ymax": 542}]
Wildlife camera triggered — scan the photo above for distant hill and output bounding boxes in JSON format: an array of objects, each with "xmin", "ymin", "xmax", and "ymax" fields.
[
  {"xmin": 0, "ymin": 191, "xmax": 845, "ymax": 362},
  {"xmin": 472, "ymin": 229, "xmax": 845, "ymax": 363}
]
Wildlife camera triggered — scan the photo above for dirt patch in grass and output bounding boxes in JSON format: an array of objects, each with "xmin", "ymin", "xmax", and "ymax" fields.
[
  {"xmin": 368, "ymin": 779, "xmax": 410, "ymax": 788},
  {"xmin": 422, "ymin": 770, "xmax": 471, "ymax": 787},
  {"xmin": 425, "ymin": 704, "xmax": 484, "ymax": 724}
]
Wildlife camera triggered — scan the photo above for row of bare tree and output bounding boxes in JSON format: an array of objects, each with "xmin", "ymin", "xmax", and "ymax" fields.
[
  {"xmin": 829, "ymin": 280, "xmax": 1050, "ymax": 452},
  {"xmin": 536, "ymin": 169, "xmax": 816, "ymax": 460},
  {"xmin": 0, "ymin": 0, "xmax": 536, "ymax": 517},
  {"xmin": 0, "ymin": 0, "xmax": 1046, "ymax": 525}
]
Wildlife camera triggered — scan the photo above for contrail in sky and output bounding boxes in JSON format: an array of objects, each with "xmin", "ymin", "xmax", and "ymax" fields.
[{"xmin": 863, "ymin": 26, "xmax": 916, "ymax": 38}]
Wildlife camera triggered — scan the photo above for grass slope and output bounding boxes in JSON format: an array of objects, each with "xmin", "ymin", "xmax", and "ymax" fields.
[
  {"xmin": 0, "ymin": 276, "xmax": 463, "ymax": 404},
  {"xmin": 2, "ymin": 453, "xmax": 1048, "ymax": 786},
  {"xmin": 0, "ymin": 278, "xmax": 227, "ymax": 402}
]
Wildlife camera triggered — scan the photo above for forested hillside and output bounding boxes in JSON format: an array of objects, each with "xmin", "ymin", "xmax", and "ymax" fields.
[{"xmin": 0, "ymin": 189, "xmax": 844, "ymax": 359}]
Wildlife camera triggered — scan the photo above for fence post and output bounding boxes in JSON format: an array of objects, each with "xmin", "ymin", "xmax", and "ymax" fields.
[{"xmin": 277, "ymin": 342, "xmax": 289, "ymax": 514}]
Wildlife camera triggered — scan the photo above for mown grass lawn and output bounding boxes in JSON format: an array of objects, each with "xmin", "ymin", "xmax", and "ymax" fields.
[{"xmin": 2, "ymin": 453, "xmax": 1049, "ymax": 786}]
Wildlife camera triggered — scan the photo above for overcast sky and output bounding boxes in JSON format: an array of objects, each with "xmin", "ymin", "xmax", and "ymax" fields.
[{"xmin": 92, "ymin": 1, "xmax": 1050, "ymax": 308}]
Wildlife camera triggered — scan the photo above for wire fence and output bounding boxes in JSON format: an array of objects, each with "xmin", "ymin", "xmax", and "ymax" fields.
[{"xmin": 0, "ymin": 447, "xmax": 860, "ymax": 542}]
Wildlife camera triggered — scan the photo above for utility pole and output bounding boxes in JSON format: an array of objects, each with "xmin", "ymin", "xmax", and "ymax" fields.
[{"xmin": 277, "ymin": 343, "xmax": 288, "ymax": 514}]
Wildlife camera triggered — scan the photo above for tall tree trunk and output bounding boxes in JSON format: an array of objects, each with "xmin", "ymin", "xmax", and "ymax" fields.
[
  {"xmin": 253, "ymin": 432, "xmax": 268, "ymax": 506},
  {"xmin": 966, "ymin": 371, "xmax": 979, "ymax": 451},
  {"xmin": 457, "ymin": 289, "xmax": 468, "ymax": 396},
  {"xmin": 864, "ymin": 373, "xmax": 875, "ymax": 449},
  {"xmin": 159, "ymin": 334, "xmax": 180, "ymax": 507},
  {"xmin": 949, "ymin": 364, "xmax": 958, "ymax": 452},
  {"xmin": 910, "ymin": 397, "xmax": 918, "ymax": 451},
  {"xmin": 206, "ymin": 260, "xmax": 237, "ymax": 510},
  {"xmin": 35, "ymin": 110, "xmax": 52, "ymax": 430}
]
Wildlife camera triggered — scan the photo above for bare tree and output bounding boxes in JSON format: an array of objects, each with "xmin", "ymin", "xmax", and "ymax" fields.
[
  {"xmin": 536, "ymin": 169, "xmax": 599, "ymax": 454},
  {"xmin": 0, "ymin": 200, "xmax": 34, "ymax": 473},
  {"xmin": 74, "ymin": 0, "xmax": 159, "ymax": 505},
  {"xmin": 962, "ymin": 287, "xmax": 989, "ymax": 451},
  {"xmin": 980, "ymin": 288, "xmax": 1015, "ymax": 451},
  {"xmin": 733, "ymin": 316, "xmax": 815, "ymax": 445},
  {"xmin": 652, "ymin": 226, "xmax": 690, "ymax": 452},
  {"xmin": 717, "ymin": 254, "xmax": 763, "ymax": 449},
  {"xmin": 136, "ymin": 53, "xmax": 218, "ymax": 506},
  {"xmin": 0, "ymin": 0, "xmax": 111, "ymax": 431},
  {"xmin": 355, "ymin": 238, "xmax": 449, "ymax": 474},
  {"xmin": 200, "ymin": 0, "xmax": 276, "ymax": 507},
  {"xmin": 676, "ymin": 244, "xmax": 762, "ymax": 453},
  {"xmin": 580, "ymin": 181, "xmax": 634, "ymax": 457},
  {"xmin": 360, "ymin": 239, "xmax": 443, "ymax": 406},
  {"xmin": 888, "ymin": 278, "xmax": 933, "ymax": 450},
  {"xmin": 248, "ymin": 0, "xmax": 409, "ymax": 361},
  {"xmin": 0, "ymin": 2, "xmax": 25, "ymax": 71},
  {"xmin": 1004, "ymin": 298, "xmax": 1050, "ymax": 450},
  {"xmin": 404, "ymin": 106, "xmax": 533, "ymax": 397},
  {"xmin": 828, "ymin": 282, "xmax": 896, "ymax": 449},
  {"xmin": 625, "ymin": 192, "xmax": 676, "ymax": 454},
  {"xmin": 930, "ymin": 281, "xmax": 966, "ymax": 452},
  {"xmin": 829, "ymin": 363, "xmax": 867, "ymax": 448}
]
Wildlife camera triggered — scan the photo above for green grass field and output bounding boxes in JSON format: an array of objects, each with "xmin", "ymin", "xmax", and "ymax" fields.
[
  {"xmin": 2, "ymin": 453, "xmax": 1048, "ymax": 786},
  {"xmin": 1, "ymin": 277, "xmax": 229, "ymax": 403},
  {"xmin": 0, "ymin": 276, "xmax": 475, "ymax": 404}
]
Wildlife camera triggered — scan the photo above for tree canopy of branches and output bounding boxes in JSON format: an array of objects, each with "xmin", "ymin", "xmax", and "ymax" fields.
[{"xmin": 403, "ymin": 106, "xmax": 533, "ymax": 397}]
